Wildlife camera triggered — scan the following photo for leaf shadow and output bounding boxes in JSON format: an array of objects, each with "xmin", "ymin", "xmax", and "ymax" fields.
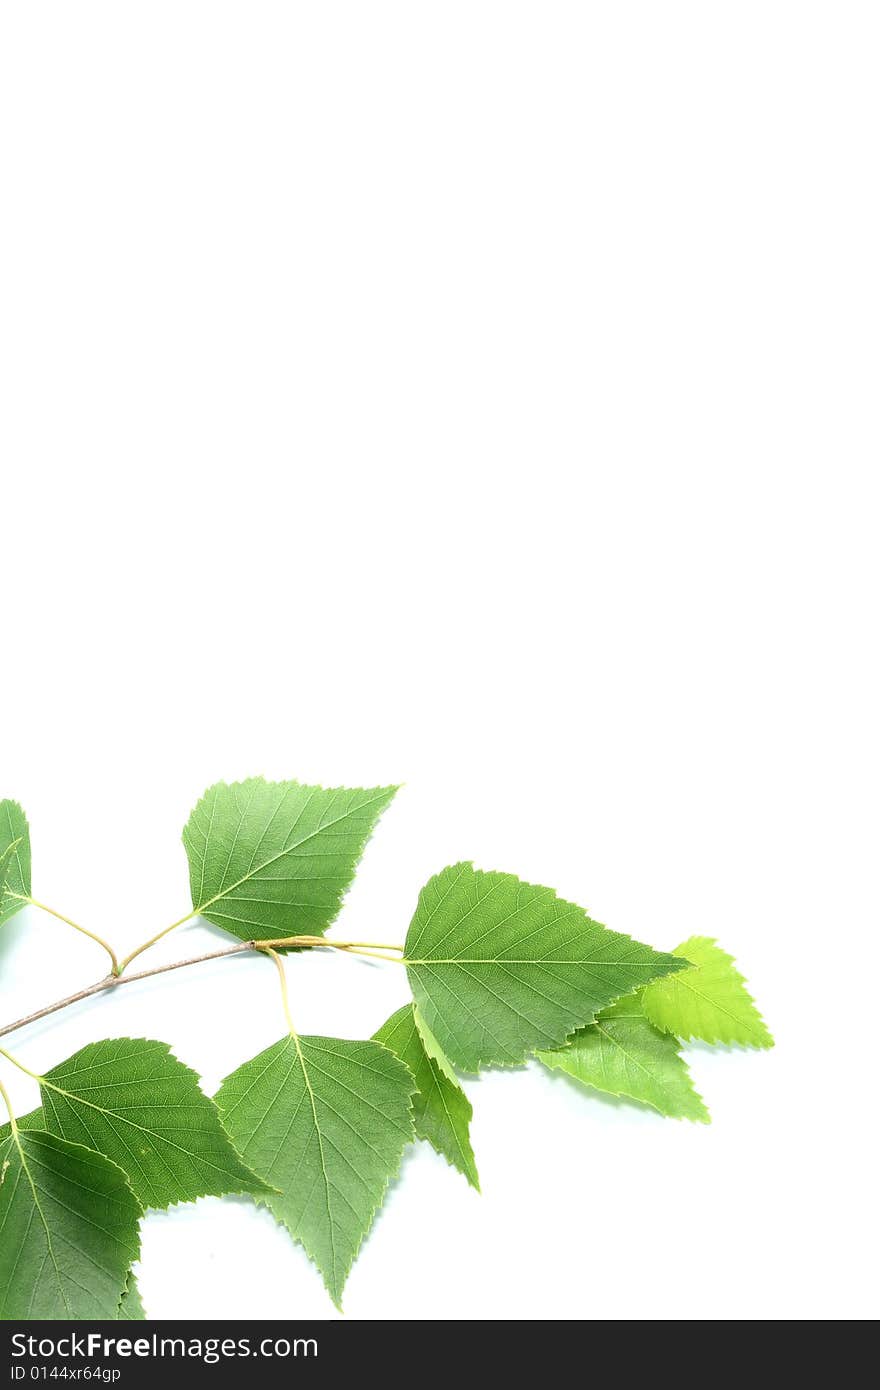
[
  {"xmin": 0, "ymin": 910, "xmax": 31, "ymax": 977},
  {"xmin": 536, "ymin": 1064, "xmax": 636, "ymax": 1113},
  {"xmin": 681, "ymin": 1037, "xmax": 772, "ymax": 1056}
]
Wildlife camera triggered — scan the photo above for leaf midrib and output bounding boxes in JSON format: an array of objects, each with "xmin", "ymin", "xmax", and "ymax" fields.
[
  {"xmin": 7, "ymin": 1133, "xmax": 72, "ymax": 1318},
  {"xmin": 407, "ymin": 957, "xmax": 669, "ymax": 966},
  {"xmin": 291, "ymin": 1033, "xmax": 338, "ymax": 1295}
]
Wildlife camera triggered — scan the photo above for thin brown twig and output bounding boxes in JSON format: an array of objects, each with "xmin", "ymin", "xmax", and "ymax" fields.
[
  {"xmin": 0, "ymin": 941, "xmax": 255, "ymax": 1041},
  {"xmin": 0, "ymin": 929, "xmax": 409, "ymax": 1044},
  {"xmin": 0, "ymin": 932, "xmax": 408, "ymax": 1044}
]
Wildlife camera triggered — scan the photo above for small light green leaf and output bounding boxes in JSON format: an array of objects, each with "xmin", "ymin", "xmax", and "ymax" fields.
[
  {"xmin": 0, "ymin": 799, "xmax": 31, "ymax": 926},
  {"xmin": 641, "ymin": 937, "xmax": 773, "ymax": 1049},
  {"xmin": 0, "ymin": 1128, "xmax": 141, "ymax": 1320},
  {"xmin": 0, "ymin": 1105, "xmax": 44, "ymax": 1146},
  {"xmin": 216, "ymin": 1035, "xmax": 415, "ymax": 1308},
  {"xmin": 182, "ymin": 777, "xmax": 398, "ymax": 944},
  {"xmin": 374, "ymin": 1004, "xmax": 479, "ymax": 1190},
  {"xmin": 404, "ymin": 863, "xmax": 686, "ymax": 1071},
  {"xmin": 117, "ymin": 1272, "xmax": 146, "ymax": 1320},
  {"xmin": 40, "ymin": 1038, "xmax": 271, "ymax": 1210},
  {"xmin": 537, "ymin": 996, "xmax": 709, "ymax": 1122}
]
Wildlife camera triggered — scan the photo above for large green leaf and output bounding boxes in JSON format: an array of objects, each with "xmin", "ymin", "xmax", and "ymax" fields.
[
  {"xmin": 182, "ymin": 777, "xmax": 397, "ymax": 943},
  {"xmin": 40, "ymin": 1038, "xmax": 270, "ymax": 1210},
  {"xmin": 216, "ymin": 1035, "xmax": 415, "ymax": 1308},
  {"xmin": 0, "ymin": 1128, "xmax": 141, "ymax": 1319},
  {"xmin": 374, "ymin": 1005, "xmax": 479, "ymax": 1189},
  {"xmin": 641, "ymin": 937, "xmax": 773, "ymax": 1048},
  {"xmin": 0, "ymin": 799, "xmax": 30, "ymax": 926},
  {"xmin": 537, "ymin": 996, "xmax": 709, "ymax": 1122},
  {"xmin": 404, "ymin": 863, "xmax": 685, "ymax": 1071}
]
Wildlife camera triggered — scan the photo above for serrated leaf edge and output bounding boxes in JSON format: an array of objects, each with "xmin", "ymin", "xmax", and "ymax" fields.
[
  {"xmin": 385, "ymin": 1007, "xmax": 481, "ymax": 1191},
  {"xmin": 649, "ymin": 937, "xmax": 775, "ymax": 1050},
  {"xmin": 415, "ymin": 1072, "xmax": 481, "ymax": 1191}
]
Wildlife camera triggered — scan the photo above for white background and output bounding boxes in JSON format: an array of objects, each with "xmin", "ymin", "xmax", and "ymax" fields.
[{"xmin": 1, "ymin": 3, "xmax": 877, "ymax": 1322}]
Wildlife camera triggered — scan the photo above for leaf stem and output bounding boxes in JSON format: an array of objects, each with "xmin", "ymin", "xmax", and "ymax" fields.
[
  {"xmin": 257, "ymin": 934, "xmax": 406, "ymax": 964},
  {"xmin": 322, "ymin": 941, "xmax": 404, "ymax": 952},
  {"xmin": 333, "ymin": 945, "xmax": 406, "ymax": 963},
  {"xmin": 116, "ymin": 911, "xmax": 197, "ymax": 975},
  {"xmin": 0, "ymin": 1076, "xmax": 16, "ymax": 1128},
  {"xmin": 261, "ymin": 948, "xmax": 296, "ymax": 1037},
  {"xmin": 0, "ymin": 1044, "xmax": 42, "ymax": 1082},
  {"xmin": 12, "ymin": 895, "xmax": 120, "ymax": 976}
]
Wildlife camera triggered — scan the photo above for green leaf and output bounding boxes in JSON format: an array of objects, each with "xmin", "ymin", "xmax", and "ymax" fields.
[
  {"xmin": 216, "ymin": 1034, "xmax": 415, "ymax": 1308},
  {"xmin": 537, "ymin": 996, "xmax": 709, "ymax": 1122},
  {"xmin": 0, "ymin": 799, "xmax": 31, "ymax": 926},
  {"xmin": 0, "ymin": 1128, "xmax": 141, "ymax": 1320},
  {"xmin": 374, "ymin": 1005, "xmax": 479, "ymax": 1189},
  {"xmin": 0, "ymin": 1104, "xmax": 44, "ymax": 1146},
  {"xmin": 40, "ymin": 1038, "xmax": 271, "ymax": 1210},
  {"xmin": 117, "ymin": 1272, "xmax": 146, "ymax": 1320},
  {"xmin": 404, "ymin": 863, "xmax": 686, "ymax": 1071},
  {"xmin": 182, "ymin": 777, "xmax": 397, "ymax": 944},
  {"xmin": 641, "ymin": 936, "xmax": 773, "ymax": 1048}
]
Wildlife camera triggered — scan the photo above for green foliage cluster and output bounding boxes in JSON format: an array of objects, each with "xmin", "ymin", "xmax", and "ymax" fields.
[{"xmin": 0, "ymin": 781, "xmax": 771, "ymax": 1317}]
